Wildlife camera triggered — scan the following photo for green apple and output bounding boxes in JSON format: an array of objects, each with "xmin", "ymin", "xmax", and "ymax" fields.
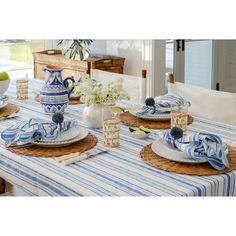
[
  {"xmin": 111, "ymin": 107, "xmax": 125, "ymax": 113},
  {"xmin": 0, "ymin": 71, "xmax": 10, "ymax": 81},
  {"xmin": 0, "ymin": 72, "xmax": 10, "ymax": 95}
]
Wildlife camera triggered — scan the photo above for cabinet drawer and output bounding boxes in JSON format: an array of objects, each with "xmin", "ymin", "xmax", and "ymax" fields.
[{"xmin": 34, "ymin": 63, "xmax": 88, "ymax": 81}]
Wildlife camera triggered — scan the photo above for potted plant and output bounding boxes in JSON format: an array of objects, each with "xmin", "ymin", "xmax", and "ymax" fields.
[{"xmin": 57, "ymin": 39, "xmax": 94, "ymax": 61}]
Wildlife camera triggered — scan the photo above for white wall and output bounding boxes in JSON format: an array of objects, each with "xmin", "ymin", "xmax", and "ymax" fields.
[
  {"xmin": 90, "ymin": 40, "xmax": 145, "ymax": 77},
  {"xmin": 90, "ymin": 40, "xmax": 166, "ymax": 96},
  {"xmin": 219, "ymin": 40, "xmax": 236, "ymax": 93},
  {"xmin": 151, "ymin": 40, "xmax": 166, "ymax": 96},
  {"xmin": 213, "ymin": 40, "xmax": 236, "ymax": 93}
]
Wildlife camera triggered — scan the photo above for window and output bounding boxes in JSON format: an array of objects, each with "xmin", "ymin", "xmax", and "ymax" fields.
[{"xmin": 0, "ymin": 39, "xmax": 33, "ymax": 79}]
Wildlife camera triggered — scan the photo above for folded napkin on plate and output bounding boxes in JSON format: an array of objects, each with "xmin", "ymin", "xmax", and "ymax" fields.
[
  {"xmin": 137, "ymin": 94, "xmax": 190, "ymax": 116},
  {"xmin": 163, "ymin": 131, "xmax": 229, "ymax": 170},
  {"xmin": 1, "ymin": 118, "xmax": 75, "ymax": 146},
  {"xmin": 77, "ymin": 77, "xmax": 102, "ymax": 87}
]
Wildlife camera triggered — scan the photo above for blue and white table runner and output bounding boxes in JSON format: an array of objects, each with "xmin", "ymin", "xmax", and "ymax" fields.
[{"xmin": 0, "ymin": 79, "xmax": 236, "ymax": 196}]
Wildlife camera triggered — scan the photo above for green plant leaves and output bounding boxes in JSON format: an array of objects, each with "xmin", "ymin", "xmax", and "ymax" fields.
[{"xmin": 57, "ymin": 39, "xmax": 94, "ymax": 60}]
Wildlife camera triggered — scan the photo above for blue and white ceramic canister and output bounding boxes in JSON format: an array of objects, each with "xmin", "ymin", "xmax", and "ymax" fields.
[{"xmin": 40, "ymin": 65, "xmax": 75, "ymax": 113}]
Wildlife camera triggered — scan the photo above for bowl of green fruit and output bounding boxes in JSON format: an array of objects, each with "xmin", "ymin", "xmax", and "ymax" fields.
[
  {"xmin": 129, "ymin": 126, "xmax": 151, "ymax": 139},
  {"xmin": 0, "ymin": 71, "xmax": 10, "ymax": 95}
]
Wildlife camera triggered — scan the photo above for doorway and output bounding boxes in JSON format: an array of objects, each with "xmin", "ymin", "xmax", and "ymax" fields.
[{"xmin": 166, "ymin": 40, "xmax": 214, "ymax": 89}]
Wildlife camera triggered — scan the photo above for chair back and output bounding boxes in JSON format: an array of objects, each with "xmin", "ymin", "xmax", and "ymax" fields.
[
  {"xmin": 167, "ymin": 73, "xmax": 236, "ymax": 126},
  {"xmin": 91, "ymin": 69, "xmax": 147, "ymax": 104}
]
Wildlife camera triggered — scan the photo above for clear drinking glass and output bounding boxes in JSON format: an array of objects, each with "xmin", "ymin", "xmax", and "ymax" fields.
[
  {"xmin": 103, "ymin": 110, "xmax": 121, "ymax": 147},
  {"xmin": 171, "ymin": 103, "xmax": 189, "ymax": 135},
  {"xmin": 16, "ymin": 79, "xmax": 28, "ymax": 100}
]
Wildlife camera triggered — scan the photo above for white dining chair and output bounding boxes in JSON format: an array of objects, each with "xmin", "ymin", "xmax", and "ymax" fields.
[
  {"xmin": 90, "ymin": 69, "xmax": 147, "ymax": 104},
  {"xmin": 166, "ymin": 73, "xmax": 236, "ymax": 126}
]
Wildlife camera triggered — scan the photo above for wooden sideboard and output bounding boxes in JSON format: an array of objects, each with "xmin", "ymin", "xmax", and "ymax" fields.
[{"xmin": 33, "ymin": 50, "xmax": 125, "ymax": 80}]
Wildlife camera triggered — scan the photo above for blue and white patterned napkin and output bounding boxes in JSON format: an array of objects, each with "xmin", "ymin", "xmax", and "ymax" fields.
[
  {"xmin": 77, "ymin": 77, "xmax": 102, "ymax": 87},
  {"xmin": 163, "ymin": 131, "xmax": 229, "ymax": 170},
  {"xmin": 1, "ymin": 118, "xmax": 75, "ymax": 146},
  {"xmin": 137, "ymin": 94, "xmax": 190, "ymax": 116}
]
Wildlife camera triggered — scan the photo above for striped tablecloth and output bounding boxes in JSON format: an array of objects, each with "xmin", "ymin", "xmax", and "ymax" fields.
[{"xmin": 0, "ymin": 79, "xmax": 236, "ymax": 196}]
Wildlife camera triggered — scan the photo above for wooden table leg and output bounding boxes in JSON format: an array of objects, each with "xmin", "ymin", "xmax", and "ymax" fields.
[{"xmin": 0, "ymin": 177, "xmax": 6, "ymax": 194}]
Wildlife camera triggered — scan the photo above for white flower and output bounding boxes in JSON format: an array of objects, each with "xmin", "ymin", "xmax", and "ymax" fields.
[
  {"xmin": 74, "ymin": 77, "xmax": 129, "ymax": 106},
  {"xmin": 80, "ymin": 95, "xmax": 86, "ymax": 103},
  {"xmin": 92, "ymin": 86, "xmax": 100, "ymax": 94}
]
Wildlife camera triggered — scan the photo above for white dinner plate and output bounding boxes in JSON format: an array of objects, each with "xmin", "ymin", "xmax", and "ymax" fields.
[
  {"xmin": 129, "ymin": 107, "xmax": 171, "ymax": 121},
  {"xmin": 151, "ymin": 138, "xmax": 208, "ymax": 164},
  {"xmin": 32, "ymin": 126, "xmax": 88, "ymax": 147}
]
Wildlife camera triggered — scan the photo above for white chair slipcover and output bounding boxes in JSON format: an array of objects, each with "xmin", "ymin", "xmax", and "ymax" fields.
[
  {"xmin": 91, "ymin": 69, "xmax": 146, "ymax": 104},
  {"xmin": 168, "ymin": 80, "xmax": 236, "ymax": 126}
]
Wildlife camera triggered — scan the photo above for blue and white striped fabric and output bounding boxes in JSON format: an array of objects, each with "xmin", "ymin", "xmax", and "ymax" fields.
[
  {"xmin": 0, "ymin": 79, "xmax": 236, "ymax": 196},
  {"xmin": 163, "ymin": 131, "xmax": 229, "ymax": 170},
  {"xmin": 137, "ymin": 94, "xmax": 190, "ymax": 116},
  {"xmin": 1, "ymin": 118, "xmax": 74, "ymax": 146}
]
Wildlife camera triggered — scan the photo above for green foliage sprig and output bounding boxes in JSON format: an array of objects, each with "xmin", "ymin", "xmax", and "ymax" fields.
[{"xmin": 57, "ymin": 39, "xmax": 94, "ymax": 60}]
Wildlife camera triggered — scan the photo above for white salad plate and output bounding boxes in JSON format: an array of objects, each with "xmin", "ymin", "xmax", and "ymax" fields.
[
  {"xmin": 129, "ymin": 106, "xmax": 171, "ymax": 121},
  {"xmin": 0, "ymin": 96, "xmax": 9, "ymax": 109},
  {"xmin": 152, "ymin": 138, "xmax": 223, "ymax": 164},
  {"xmin": 32, "ymin": 126, "xmax": 88, "ymax": 147}
]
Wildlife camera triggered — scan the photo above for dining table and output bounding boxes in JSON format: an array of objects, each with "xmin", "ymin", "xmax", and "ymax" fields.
[{"xmin": 0, "ymin": 78, "xmax": 236, "ymax": 196}]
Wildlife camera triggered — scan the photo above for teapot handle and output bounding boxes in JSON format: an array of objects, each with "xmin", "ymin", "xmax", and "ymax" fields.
[{"xmin": 63, "ymin": 76, "xmax": 75, "ymax": 97}]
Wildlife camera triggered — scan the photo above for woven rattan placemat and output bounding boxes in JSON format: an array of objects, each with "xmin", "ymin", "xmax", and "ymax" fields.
[
  {"xmin": 120, "ymin": 112, "xmax": 193, "ymax": 129},
  {"xmin": 0, "ymin": 103, "xmax": 20, "ymax": 118},
  {"xmin": 35, "ymin": 94, "xmax": 82, "ymax": 105},
  {"xmin": 8, "ymin": 134, "xmax": 97, "ymax": 158},
  {"xmin": 140, "ymin": 144, "xmax": 236, "ymax": 175}
]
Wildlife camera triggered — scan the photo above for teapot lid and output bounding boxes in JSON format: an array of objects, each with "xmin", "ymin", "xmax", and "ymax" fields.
[{"xmin": 45, "ymin": 64, "xmax": 64, "ymax": 71}]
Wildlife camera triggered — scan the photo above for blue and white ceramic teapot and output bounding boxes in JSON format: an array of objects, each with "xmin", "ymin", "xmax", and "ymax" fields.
[{"xmin": 40, "ymin": 65, "xmax": 75, "ymax": 113}]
